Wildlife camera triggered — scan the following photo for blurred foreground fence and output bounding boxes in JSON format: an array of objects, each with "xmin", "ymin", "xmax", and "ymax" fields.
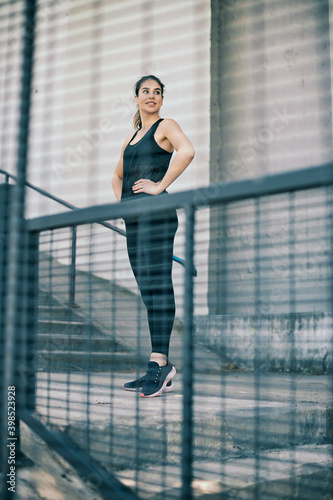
[
  {"xmin": 1, "ymin": 0, "xmax": 333, "ymax": 499},
  {"xmin": 1, "ymin": 162, "xmax": 333, "ymax": 499}
]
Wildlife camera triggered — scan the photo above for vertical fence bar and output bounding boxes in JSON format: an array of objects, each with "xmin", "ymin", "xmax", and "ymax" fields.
[
  {"xmin": 23, "ymin": 230, "xmax": 39, "ymax": 414},
  {"xmin": 253, "ymin": 197, "xmax": 262, "ymax": 499},
  {"xmin": 181, "ymin": 204, "xmax": 195, "ymax": 500},
  {"xmin": 69, "ymin": 225, "xmax": 77, "ymax": 307},
  {"xmin": 0, "ymin": 0, "xmax": 36, "ymax": 497},
  {"xmin": 0, "ymin": 184, "xmax": 13, "ymax": 490},
  {"xmin": 288, "ymin": 192, "xmax": 297, "ymax": 497},
  {"xmin": 328, "ymin": 185, "xmax": 333, "ymax": 498}
]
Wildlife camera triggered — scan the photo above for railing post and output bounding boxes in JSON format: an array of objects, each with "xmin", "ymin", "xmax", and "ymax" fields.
[
  {"xmin": 181, "ymin": 204, "xmax": 195, "ymax": 500},
  {"xmin": 22, "ymin": 230, "xmax": 39, "ymax": 414},
  {"xmin": 69, "ymin": 226, "xmax": 77, "ymax": 307},
  {"xmin": 0, "ymin": 1, "xmax": 36, "ymax": 497},
  {"xmin": 0, "ymin": 184, "xmax": 14, "ymax": 490},
  {"xmin": 328, "ymin": 186, "xmax": 333, "ymax": 500}
]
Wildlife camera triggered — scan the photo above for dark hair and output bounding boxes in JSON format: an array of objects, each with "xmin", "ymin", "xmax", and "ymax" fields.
[{"xmin": 133, "ymin": 75, "xmax": 165, "ymax": 130}]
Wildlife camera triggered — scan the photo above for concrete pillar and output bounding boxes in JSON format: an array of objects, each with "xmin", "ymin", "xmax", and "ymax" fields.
[{"xmin": 209, "ymin": 0, "xmax": 333, "ymax": 315}]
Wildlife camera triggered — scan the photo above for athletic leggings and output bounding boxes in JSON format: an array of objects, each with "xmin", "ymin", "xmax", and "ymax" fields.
[{"xmin": 125, "ymin": 210, "xmax": 178, "ymax": 358}]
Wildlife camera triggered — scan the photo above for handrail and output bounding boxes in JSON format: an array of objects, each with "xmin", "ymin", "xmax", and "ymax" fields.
[
  {"xmin": 0, "ymin": 169, "xmax": 196, "ymax": 305},
  {"xmin": 0, "ymin": 169, "xmax": 125, "ymax": 236}
]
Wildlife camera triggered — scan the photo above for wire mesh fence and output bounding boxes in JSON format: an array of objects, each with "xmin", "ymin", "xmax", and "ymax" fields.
[
  {"xmin": 1, "ymin": 0, "xmax": 333, "ymax": 499},
  {"xmin": 1, "ymin": 165, "xmax": 333, "ymax": 499},
  {"xmin": 27, "ymin": 202, "xmax": 190, "ymax": 500},
  {"xmin": 191, "ymin": 185, "xmax": 333, "ymax": 500}
]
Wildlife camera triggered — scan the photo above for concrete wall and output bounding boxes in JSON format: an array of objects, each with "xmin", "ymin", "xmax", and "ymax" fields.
[
  {"xmin": 195, "ymin": 312, "xmax": 333, "ymax": 373},
  {"xmin": 210, "ymin": 0, "xmax": 332, "ymax": 182},
  {"xmin": 0, "ymin": 2, "xmax": 24, "ymax": 180},
  {"xmin": 208, "ymin": 0, "xmax": 333, "ymax": 315}
]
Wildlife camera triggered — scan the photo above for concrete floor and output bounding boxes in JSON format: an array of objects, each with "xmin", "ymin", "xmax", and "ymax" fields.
[{"xmin": 10, "ymin": 371, "xmax": 333, "ymax": 499}]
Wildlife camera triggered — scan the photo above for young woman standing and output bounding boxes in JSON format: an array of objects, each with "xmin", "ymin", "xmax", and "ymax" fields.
[{"xmin": 112, "ymin": 75, "xmax": 195, "ymax": 398}]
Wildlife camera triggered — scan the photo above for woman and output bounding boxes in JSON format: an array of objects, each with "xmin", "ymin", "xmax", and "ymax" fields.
[{"xmin": 112, "ymin": 75, "xmax": 195, "ymax": 398}]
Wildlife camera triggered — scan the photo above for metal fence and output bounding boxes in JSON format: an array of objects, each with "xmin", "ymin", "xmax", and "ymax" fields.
[
  {"xmin": 1, "ymin": 161, "xmax": 333, "ymax": 499},
  {"xmin": 0, "ymin": 1, "xmax": 333, "ymax": 499}
]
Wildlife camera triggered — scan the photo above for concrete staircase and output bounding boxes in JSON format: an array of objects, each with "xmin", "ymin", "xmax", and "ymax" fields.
[
  {"xmin": 36, "ymin": 252, "xmax": 224, "ymax": 374},
  {"xmin": 37, "ymin": 289, "xmax": 138, "ymax": 372}
]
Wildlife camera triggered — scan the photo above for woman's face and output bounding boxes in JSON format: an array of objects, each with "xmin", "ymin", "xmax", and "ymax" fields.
[{"xmin": 135, "ymin": 79, "xmax": 163, "ymax": 114}]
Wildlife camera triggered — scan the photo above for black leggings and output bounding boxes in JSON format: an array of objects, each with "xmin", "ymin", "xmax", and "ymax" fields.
[{"xmin": 125, "ymin": 210, "xmax": 178, "ymax": 357}]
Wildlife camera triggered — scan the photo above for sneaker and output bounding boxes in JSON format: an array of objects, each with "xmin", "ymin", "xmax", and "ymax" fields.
[
  {"xmin": 124, "ymin": 375, "xmax": 173, "ymax": 393},
  {"xmin": 140, "ymin": 361, "xmax": 176, "ymax": 398}
]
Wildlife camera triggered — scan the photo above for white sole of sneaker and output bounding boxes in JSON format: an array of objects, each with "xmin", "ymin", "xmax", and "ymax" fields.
[
  {"xmin": 140, "ymin": 366, "xmax": 176, "ymax": 398},
  {"xmin": 124, "ymin": 382, "xmax": 173, "ymax": 393},
  {"xmin": 123, "ymin": 385, "xmax": 139, "ymax": 392},
  {"xmin": 164, "ymin": 383, "xmax": 174, "ymax": 393}
]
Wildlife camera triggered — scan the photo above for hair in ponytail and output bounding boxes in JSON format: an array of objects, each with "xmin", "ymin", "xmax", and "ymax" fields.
[
  {"xmin": 133, "ymin": 74, "xmax": 165, "ymax": 130},
  {"xmin": 133, "ymin": 108, "xmax": 141, "ymax": 131}
]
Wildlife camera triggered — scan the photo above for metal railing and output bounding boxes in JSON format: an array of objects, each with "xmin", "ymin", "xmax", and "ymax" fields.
[
  {"xmin": 1, "ymin": 161, "xmax": 333, "ymax": 499},
  {"xmin": 0, "ymin": 168, "xmax": 195, "ymax": 307}
]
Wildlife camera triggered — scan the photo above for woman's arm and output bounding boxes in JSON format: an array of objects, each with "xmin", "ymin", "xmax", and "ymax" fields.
[
  {"xmin": 112, "ymin": 134, "xmax": 132, "ymax": 202},
  {"xmin": 132, "ymin": 119, "xmax": 195, "ymax": 195}
]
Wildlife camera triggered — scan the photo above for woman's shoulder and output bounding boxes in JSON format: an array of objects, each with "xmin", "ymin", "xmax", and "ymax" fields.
[
  {"xmin": 161, "ymin": 118, "xmax": 179, "ymax": 127},
  {"xmin": 160, "ymin": 118, "xmax": 182, "ymax": 133}
]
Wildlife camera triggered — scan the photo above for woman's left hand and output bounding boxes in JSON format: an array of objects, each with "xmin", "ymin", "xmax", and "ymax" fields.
[{"xmin": 132, "ymin": 179, "xmax": 161, "ymax": 195}]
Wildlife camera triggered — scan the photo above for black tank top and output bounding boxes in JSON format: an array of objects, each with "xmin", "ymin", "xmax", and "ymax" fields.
[{"xmin": 121, "ymin": 118, "xmax": 173, "ymax": 201}]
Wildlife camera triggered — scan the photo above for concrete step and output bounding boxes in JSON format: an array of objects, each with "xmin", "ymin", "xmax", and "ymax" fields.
[
  {"xmin": 65, "ymin": 403, "xmax": 330, "ymax": 469},
  {"xmin": 37, "ymin": 259, "xmax": 227, "ymax": 375},
  {"xmin": 38, "ymin": 319, "xmax": 104, "ymax": 336},
  {"xmin": 36, "ymin": 296, "xmax": 226, "ymax": 375},
  {"xmin": 38, "ymin": 289, "xmax": 63, "ymax": 307},
  {"xmin": 35, "ymin": 373, "xmax": 332, "ymax": 468},
  {"xmin": 37, "ymin": 351, "xmax": 141, "ymax": 372},
  {"xmin": 37, "ymin": 333, "xmax": 119, "ymax": 351},
  {"xmin": 37, "ymin": 288, "xmax": 139, "ymax": 371},
  {"xmin": 38, "ymin": 305, "xmax": 84, "ymax": 321},
  {"xmin": 115, "ymin": 444, "xmax": 333, "ymax": 499}
]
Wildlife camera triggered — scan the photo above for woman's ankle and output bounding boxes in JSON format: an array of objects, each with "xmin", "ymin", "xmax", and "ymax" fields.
[{"xmin": 150, "ymin": 352, "xmax": 167, "ymax": 366}]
